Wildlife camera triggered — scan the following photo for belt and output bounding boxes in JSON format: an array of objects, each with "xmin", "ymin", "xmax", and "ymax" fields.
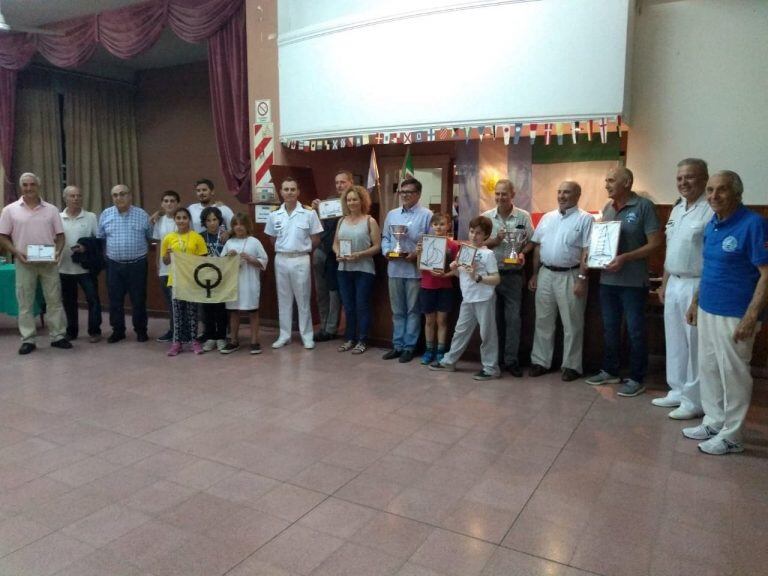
[
  {"xmin": 543, "ymin": 264, "xmax": 580, "ymax": 272},
  {"xmin": 498, "ymin": 268, "xmax": 523, "ymax": 276},
  {"xmin": 108, "ymin": 256, "xmax": 146, "ymax": 264},
  {"xmin": 276, "ymin": 251, "xmax": 310, "ymax": 258}
]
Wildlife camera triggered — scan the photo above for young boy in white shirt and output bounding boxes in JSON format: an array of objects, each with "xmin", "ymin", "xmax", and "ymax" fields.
[
  {"xmin": 152, "ymin": 190, "xmax": 179, "ymax": 342},
  {"xmin": 430, "ymin": 216, "xmax": 501, "ymax": 380}
]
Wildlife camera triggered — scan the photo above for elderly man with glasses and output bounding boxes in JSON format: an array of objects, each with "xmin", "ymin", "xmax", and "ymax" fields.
[{"xmin": 97, "ymin": 184, "xmax": 153, "ymax": 343}]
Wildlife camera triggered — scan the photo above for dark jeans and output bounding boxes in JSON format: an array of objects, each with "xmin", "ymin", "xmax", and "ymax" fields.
[
  {"xmin": 337, "ymin": 270, "xmax": 375, "ymax": 343},
  {"xmin": 496, "ymin": 271, "xmax": 524, "ymax": 367},
  {"xmin": 599, "ymin": 284, "xmax": 649, "ymax": 383},
  {"xmin": 60, "ymin": 272, "xmax": 102, "ymax": 338},
  {"xmin": 106, "ymin": 257, "xmax": 148, "ymax": 336},
  {"xmin": 159, "ymin": 277, "xmax": 173, "ymax": 334},
  {"xmin": 201, "ymin": 302, "xmax": 228, "ymax": 340}
]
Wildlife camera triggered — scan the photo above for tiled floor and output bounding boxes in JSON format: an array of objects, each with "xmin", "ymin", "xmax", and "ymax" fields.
[{"xmin": 0, "ymin": 312, "xmax": 766, "ymax": 576}]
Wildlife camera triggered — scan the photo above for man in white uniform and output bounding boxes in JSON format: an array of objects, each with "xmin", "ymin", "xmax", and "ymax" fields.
[
  {"xmin": 265, "ymin": 177, "xmax": 323, "ymax": 349},
  {"xmin": 653, "ymin": 158, "xmax": 712, "ymax": 419},
  {"xmin": 527, "ymin": 181, "xmax": 592, "ymax": 381}
]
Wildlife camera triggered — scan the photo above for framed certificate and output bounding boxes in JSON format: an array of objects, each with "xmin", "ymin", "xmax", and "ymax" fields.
[
  {"xmin": 456, "ymin": 244, "xmax": 478, "ymax": 268},
  {"xmin": 27, "ymin": 244, "xmax": 56, "ymax": 262},
  {"xmin": 587, "ymin": 221, "xmax": 621, "ymax": 268},
  {"xmin": 318, "ymin": 198, "xmax": 343, "ymax": 219},
  {"xmin": 419, "ymin": 235, "xmax": 448, "ymax": 271},
  {"xmin": 254, "ymin": 204, "xmax": 278, "ymax": 224},
  {"xmin": 338, "ymin": 239, "xmax": 352, "ymax": 257}
]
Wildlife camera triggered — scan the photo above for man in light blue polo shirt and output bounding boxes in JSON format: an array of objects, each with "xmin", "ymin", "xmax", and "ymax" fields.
[
  {"xmin": 381, "ymin": 177, "xmax": 432, "ymax": 363},
  {"xmin": 683, "ymin": 170, "xmax": 768, "ymax": 455}
]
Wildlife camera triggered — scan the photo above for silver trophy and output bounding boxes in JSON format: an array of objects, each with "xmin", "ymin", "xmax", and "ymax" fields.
[
  {"xmin": 388, "ymin": 224, "xmax": 409, "ymax": 258},
  {"xmin": 503, "ymin": 226, "xmax": 528, "ymax": 265}
]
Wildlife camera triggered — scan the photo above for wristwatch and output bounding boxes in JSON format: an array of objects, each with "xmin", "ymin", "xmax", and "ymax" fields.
[
  {"xmin": 577, "ymin": 273, "xmax": 587, "ymax": 280},
  {"xmin": 475, "ymin": 275, "xmax": 483, "ymax": 283}
]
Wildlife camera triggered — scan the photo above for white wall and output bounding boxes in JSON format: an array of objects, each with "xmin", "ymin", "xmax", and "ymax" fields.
[
  {"xmin": 628, "ymin": 0, "xmax": 768, "ymax": 204},
  {"xmin": 278, "ymin": 0, "xmax": 631, "ymax": 140}
]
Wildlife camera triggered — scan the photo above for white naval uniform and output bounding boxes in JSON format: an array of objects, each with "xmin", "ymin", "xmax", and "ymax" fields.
[
  {"xmin": 529, "ymin": 206, "xmax": 593, "ymax": 373},
  {"xmin": 662, "ymin": 195, "xmax": 712, "ymax": 412},
  {"xmin": 265, "ymin": 203, "xmax": 323, "ymax": 344}
]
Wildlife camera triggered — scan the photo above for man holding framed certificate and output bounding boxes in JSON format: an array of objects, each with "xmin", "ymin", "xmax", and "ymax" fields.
[{"xmin": 0, "ymin": 172, "xmax": 71, "ymax": 355}]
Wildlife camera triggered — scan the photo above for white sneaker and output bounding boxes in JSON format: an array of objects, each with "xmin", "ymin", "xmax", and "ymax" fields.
[
  {"xmin": 652, "ymin": 395, "xmax": 681, "ymax": 408},
  {"xmin": 202, "ymin": 339, "xmax": 217, "ymax": 352},
  {"xmin": 698, "ymin": 437, "xmax": 744, "ymax": 455},
  {"xmin": 668, "ymin": 407, "xmax": 703, "ymax": 420},
  {"xmin": 272, "ymin": 339, "xmax": 291, "ymax": 349},
  {"xmin": 682, "ymin": 424, "xmax": 719, "ymax": 440},
  {"xmin": 303, "ymin": 341, "xmax": 316, "ymax": 350},
  {"xmin": 216, "ymin": 339, "xmax": 227, "ymax": 351}
]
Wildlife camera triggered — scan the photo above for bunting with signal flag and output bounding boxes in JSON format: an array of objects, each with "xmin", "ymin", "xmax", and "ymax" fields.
[{"xmin": 171, "ymin": 253, "xmax": 239, "ymax": 304}]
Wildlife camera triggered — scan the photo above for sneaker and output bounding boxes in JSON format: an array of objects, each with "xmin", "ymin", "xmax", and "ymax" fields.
[
  {"xmin": 668, "ymin": 407, "xmax": 703, "ymax": 420},
  {"xmin": 304, "ymin": 341, "xmax": 316, "ymax": 350},
  {"xmin": 51, "ymin": 339, "xmax": 73, "ymax": 350},
  {"xmin": 434, "ymin": 351, "xmax": 445, "ymax": 365},
  {"xmin": 617, "ymin": 379, "xmax": 645, "ymax": 397},
  {"xmin": 421, "ymin": 350, "xmax": 435, "ymax": 365},
  {"xmin": 191, "ymin": 341, "xmax": 204, "ymax": 355},
  {"xmin": 682, "ymin": 424, "xmax": 719, "ymax": 440},
  {"xmin": 272, "ymin": 339, "xmax": 290, "ymax": 349},
  {"xmin": 220, "ymin": 341, "xmax": 240, "ymax": 354},
  {"xmin": 202, "ymin": 339, "xmax": 218, "ymax": 352},
  {"xmin": 429, "ymin": 362, "xmax": 456, "ymax": 372},
  {"xmin": 250, "ymin": 343, "xmax": 262, "ymax": 355},
  {"xmin": 167, "ymin": 342, "xmax": 182, "ymax": 356},
  {"xmin": 156, "ymin": 331, "xmax": 173, "ymax": 343},
  {"xmin": 472, "ymin": 370, "xmax": 497, "ymax": 381},
  {"xmin": 698, "ymin": 437, "xmax": 744, "ymax": 456},
  {"xmin": 651, "ymin": 395, "xmax": 681, "ymax": 408},
  {"xmin": 216, "ymin": 339, "xmax": 227, "ymax": 351},
  {"xmin": 585, "ymin": 370, "xmax": 620, "ymax": 386}
]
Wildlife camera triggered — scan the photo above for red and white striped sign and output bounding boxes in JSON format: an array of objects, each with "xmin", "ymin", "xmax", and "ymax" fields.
[{"xmin": 253, "ymin": 123, "xmax": 274, "ymax": 188}]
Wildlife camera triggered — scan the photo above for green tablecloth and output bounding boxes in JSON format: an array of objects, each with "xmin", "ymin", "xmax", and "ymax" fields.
[{"xmin": 0, "ymin": 263, "xmax": 43, "ymax": 317}]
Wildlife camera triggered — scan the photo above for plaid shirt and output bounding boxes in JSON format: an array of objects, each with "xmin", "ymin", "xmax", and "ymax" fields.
[{"xmin": 98, "ymin": 205, "xmax": 152, "ymax": 261}]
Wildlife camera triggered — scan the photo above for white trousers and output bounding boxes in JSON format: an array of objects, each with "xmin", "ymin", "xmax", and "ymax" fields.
[
  {"xmin": 530, "ymin": 267, "xmax": 587, "ymax": 373},
  {"xmin": 663, "ymin": 276, "xmax": 702, "ymax": 412},
  {"xmin": 698, "ymin": 308, "xmax": 759, "ymax": 444},
  {"xmin": 275, "ymin": 254, "xmax": 313, "ymax": 344},
  {"xmin": 442, "ymin": 296, "xmax": 499, "ymax": 376}
]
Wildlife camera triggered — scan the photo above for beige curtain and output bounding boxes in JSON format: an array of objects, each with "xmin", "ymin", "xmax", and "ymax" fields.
[
  {"xmin": 13, "ymin": 71, "xmax": 63, "ymax": 206},
  {"xmin": 63, "ymin": 77, "xmax": 140, "ymax": 213}
]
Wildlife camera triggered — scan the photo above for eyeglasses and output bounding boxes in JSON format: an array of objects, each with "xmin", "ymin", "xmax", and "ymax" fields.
[
  {"xmin": 111, "ymin": 192, "xmax": 129, "ymax": 197},
  {"xmin": 399, "ymin": 189, "xmax": 417, "ymax": 195}
]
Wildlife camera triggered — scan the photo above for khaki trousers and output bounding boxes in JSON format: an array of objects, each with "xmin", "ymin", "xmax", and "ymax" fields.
[
  {"xmin": 698, "ymin": 308, "xmax": 759, "ymax": 444},
  {"xmin": 530, "ymin": 267, "xmax": 587, "ymax": 373},
  {"xmin": 15, "ymin": 261, "xmax": 66, "ymax": 344}
]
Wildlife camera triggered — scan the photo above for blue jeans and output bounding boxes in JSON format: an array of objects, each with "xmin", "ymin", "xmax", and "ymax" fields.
[
  {"xmin": 599, "ymin": 284, "xmax": 648, "ymax": 383},
  {"xmin": 337, "ymin": 270, "xmax": 375, "ymax": 343},
  {"xmin": 388, "ymin": 277, "xmax": 420, "ymax": 350},
  {"xmin": 60, "ymin": 272, "xmax": 102, "ymax": 338},
  {"xmin": 106, "ymin": 257, "xmax": 148, "ymax": 336}
]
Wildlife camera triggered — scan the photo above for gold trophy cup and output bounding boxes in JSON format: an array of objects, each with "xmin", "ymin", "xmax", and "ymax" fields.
[{"xmin": 503, "ymin": 226, "xmax": 528, "ymax": 265}]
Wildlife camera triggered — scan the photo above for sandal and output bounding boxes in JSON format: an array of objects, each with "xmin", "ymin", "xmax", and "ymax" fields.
[
  {"xmin": 351, "ymin": 342, "xmax": 367, "ymax": 354},
  {"xmin": 338, "ymin": 340, "xmax": 355, "ymax": 352}
]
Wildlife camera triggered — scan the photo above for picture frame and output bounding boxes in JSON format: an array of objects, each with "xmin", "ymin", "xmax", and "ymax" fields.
[
  {"xmin": 456, "ymin": 243, "xmax": 478, "ymax": 268},
  {"xmin": 419, "ymin": 235, "xmax": 448, "ymax": 271},
  {"xmin": 338, "ymin": 239, "xmax": 352, "ymax": 258},
  {"xmin": 587, "ymin": 221, "xmax": 621, "ymax": 268},
  {"xmin": 26, "ymin": 244, "xmax": 56, "ymax": 262},
  {"xmin": 254, "ymin": 204, "xmax": 278, "ymax": 225},
  {"xmin": 318, "ymin": 198, "xmax": 343, "ymax": 219}
]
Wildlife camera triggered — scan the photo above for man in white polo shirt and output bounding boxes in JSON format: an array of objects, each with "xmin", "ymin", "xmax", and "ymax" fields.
[
  {"xmin": 265, "ymin": 177, "xmax": 323, "ymax": 349},
  {"xmin": 654, "ymin": 158, "xmax": 712, "ymax": 419},
  {"xmin": 527, "ymin": 181, "xmax": 593, "ymax": 381},
  {"xmin": 59, "ymin": 185, "xmax": 102, "ymax": 343}
]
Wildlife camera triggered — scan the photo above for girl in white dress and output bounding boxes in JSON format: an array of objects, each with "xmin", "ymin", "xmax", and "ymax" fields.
[{"xmin": 220, "ymin": 213, "xmax": 268, "ymax": 354}]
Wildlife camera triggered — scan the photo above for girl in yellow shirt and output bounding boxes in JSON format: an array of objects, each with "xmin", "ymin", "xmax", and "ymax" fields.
[{"xmin": 160, "ymin": 207, "xmax": 208, "ymax": 355}]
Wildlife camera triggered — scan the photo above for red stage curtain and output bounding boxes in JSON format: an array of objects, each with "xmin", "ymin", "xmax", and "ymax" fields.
[{"xmin": 0, "ymin": 0, "xmax": 249, "ymax": 203}]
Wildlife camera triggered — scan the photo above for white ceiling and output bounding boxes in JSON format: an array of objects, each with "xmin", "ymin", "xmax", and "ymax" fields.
[{"xmin": 2, "ymin": 0, "xmax": 208, "ymax": 73}]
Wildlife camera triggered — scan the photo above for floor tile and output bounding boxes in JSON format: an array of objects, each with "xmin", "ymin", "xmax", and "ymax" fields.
[
  {"xmin": 254, "ymin": 524, "xmax": 344, "ymax": 575},
  {"xmin": 409, "ymin": 528, "xmax": 496, "ymax": 576}
]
